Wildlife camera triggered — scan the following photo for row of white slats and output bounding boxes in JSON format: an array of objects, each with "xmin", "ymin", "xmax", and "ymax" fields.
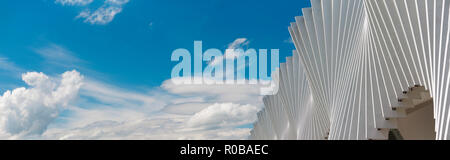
[{"xmin": 250, "ymin": 0, "xmax": 450, "ymax": 140}]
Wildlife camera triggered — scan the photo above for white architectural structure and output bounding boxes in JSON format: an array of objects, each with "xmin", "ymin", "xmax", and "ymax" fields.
[{"xmin": 250, "ymin": 0, "xmax": 450, "ymax": 140}]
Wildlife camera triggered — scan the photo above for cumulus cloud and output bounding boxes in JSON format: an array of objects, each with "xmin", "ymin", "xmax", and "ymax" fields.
[
  {"xmin": 0, "ymin": 70, "xmax": 83, "ymax": 137},
  {"xmin": 188, "ymin": 103, "xmax": 259, "ymax": 129},
  {"xmin": 76, "ymin": 0, "xmax": 130, "ymax": 25},
  {"xmin": 163, "ymin": 102, "xmax": 212, "ymax": 115}
]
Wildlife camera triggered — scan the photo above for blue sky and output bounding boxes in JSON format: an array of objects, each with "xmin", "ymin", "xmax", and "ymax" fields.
[{"xmin": 0, "ymin": 0, "xmax": 311, "ymax": 139}]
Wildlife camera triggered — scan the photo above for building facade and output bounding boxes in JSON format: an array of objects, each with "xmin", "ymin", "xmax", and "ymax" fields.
[{"xmin": 250, "ymin": 0, "xmax": 450, "ymax": 140}]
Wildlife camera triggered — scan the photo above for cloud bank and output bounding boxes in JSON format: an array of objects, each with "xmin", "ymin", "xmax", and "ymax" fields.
[
  {"xmin": 0, "ymin": 70, "xmax": 262, "ymax": 139},
  {"xmin": 0, "ymin": 70, "xmax": 83, "ymax": 138},
  {"xmin": 41, "ymin": 77, "xmax": 264, "ymax": 140}
]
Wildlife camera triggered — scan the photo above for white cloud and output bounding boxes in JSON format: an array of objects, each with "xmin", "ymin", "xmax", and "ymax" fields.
[
  {"xmin": 210, "ymin": 38, "xmax": 249, "ymax": 66},
  {"xmin": 161, "ymin": 77, "xmax": 264, "ymax": 104},
  {"xmin": 105, "ymin": 0, "xmax": 130, "ymax": 5},
  {"xmin": 0, "ymin": 70, "xmax": 83, "ymax": 138},
  {"xmin": 187, "ymin": 103, "xmax": 259, "ymax": 129},
  {"xmin": 76, "ymin": 0, "xmax": 130, "ymax": 25},
  {"xmin": 55, "ymin": 0, "xmax": 130, "ymax": 25},
  {"xmin": 55, "ymin": 0, "xmax": 93, "ymax": 6}
]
